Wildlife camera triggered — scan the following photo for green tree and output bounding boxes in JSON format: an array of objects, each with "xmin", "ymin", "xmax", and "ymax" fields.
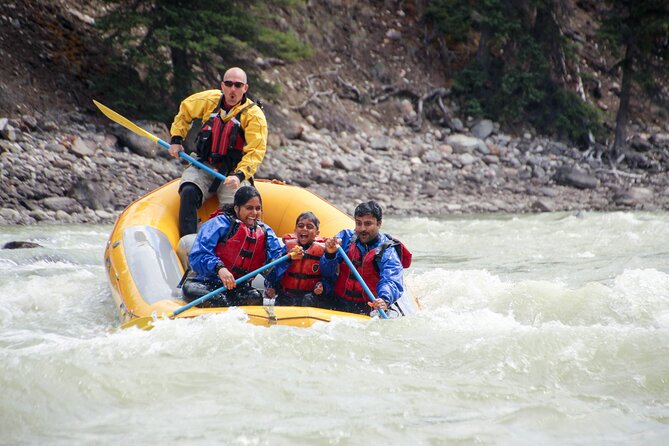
[
  {"xmin": 96, "ymin": 0, "xmax": 310, "ymax": 121},
  {"xmin": 600, "ymin": 0, "xmax": 669, "ymax": 160},
  {"xmin": 423, "ymin": 0, "xmax": 605, "ymax": 146}
]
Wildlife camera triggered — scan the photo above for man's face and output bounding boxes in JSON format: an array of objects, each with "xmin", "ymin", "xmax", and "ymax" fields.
[
  {"xmin": 221, "ymin": 74, "xmax": 248, "ymax": 106},
  {"xmin": 355, "ymin": 214, "xmax": 381, "ymax": 244}
]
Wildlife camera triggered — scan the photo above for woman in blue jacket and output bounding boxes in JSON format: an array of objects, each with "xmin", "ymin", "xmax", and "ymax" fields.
[{"xmin": 183, "ymin": 186, "xmax": 301, "ymax": 307}]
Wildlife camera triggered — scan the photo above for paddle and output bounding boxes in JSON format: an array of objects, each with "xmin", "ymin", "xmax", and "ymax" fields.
[
  {"xmin": 121, "ymin": 254, "xmax": 292, "ymax": 330},
  {"xmin": 92, "ymin": 100, "xmax": 226, "ymax": 182},
  {"xmin": 336, "ymin": 245, "xmax": 389, "ymax": 319}
]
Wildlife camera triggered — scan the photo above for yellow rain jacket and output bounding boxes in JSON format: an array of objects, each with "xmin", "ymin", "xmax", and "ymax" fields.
[{"xmin": 170, "ymin": 89, "xmax": 267, "ymax": 181}]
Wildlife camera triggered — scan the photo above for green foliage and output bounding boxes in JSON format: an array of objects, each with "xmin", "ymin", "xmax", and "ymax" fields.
[
  {"xmin": 537, "ymin": 90, "xmax": 606, "ymax": 146},
  {"xmin": 256, "ymin": 28, "xmax": 312, "ymax": 62},
  {"xmin": 423, "ymin": 0, "xmax": 472, "ymax": 43},
  {"xmin": 475, "ymin": 0, "xmax": 523, "ymax": 49},
  {"xmin": 599, "ymin": 1, "xmax": 669, "ymax": 79},
  {"xmin": 452, "ymin": 61, "xmax": 488, "ymax": 117},
  {"xmin": 94, "ymin": 0, "xmax": 311, "ymax": 122},
  {"xmin": 496, "ymin": 36, "xmax": 549, "ymax": 122},
  {"xmin": 437, "ymin": 0, "xmax": 607, "ymax": 146}
]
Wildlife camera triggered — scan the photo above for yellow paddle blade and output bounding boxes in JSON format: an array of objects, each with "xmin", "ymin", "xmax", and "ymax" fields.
[
  {"xmin": 93, "ymin": 99, "xmax": 160, "ymax": 144},
  {"xmin": 120, "ymin": 316, "xmax": 160, "ymax": 331}
]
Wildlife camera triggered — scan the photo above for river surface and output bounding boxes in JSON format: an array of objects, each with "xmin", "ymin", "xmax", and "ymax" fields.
[{"xmin": 1, "ymin": 212, "xmax": 668, "ymax": 445}]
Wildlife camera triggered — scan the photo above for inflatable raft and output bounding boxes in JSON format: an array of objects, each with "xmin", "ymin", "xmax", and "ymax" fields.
[{"xmin": 104, "ymin": 179, "xmax": 418, "ymax": 328}]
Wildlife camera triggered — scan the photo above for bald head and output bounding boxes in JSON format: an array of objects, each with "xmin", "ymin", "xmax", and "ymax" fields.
[
  {"xmin": 224, "ymin": 67, "xmax": 247, "ymax": 84},
  {"xmin": 221, "ymin": 67, "xmax": 249, "ymax": 106}
]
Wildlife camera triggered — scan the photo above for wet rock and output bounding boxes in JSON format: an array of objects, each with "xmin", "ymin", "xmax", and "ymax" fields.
[{"xmin": 3, "ymin": 241, "xmax": 42, "ymax": 249}]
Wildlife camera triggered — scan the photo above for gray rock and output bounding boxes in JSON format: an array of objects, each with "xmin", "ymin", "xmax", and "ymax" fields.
[
  {"xmin": 385, "ymin": 29, "xmax": 402, "ymax": 40},
  {"xmin": 471, "ymin": 119, "xmax": 494, "ymax": 139},
  {"xmin": 459, "ymin": 153, "xmax": 477, "ymax": 166},
  {"xmin": 46, "ymin": 142, "xmax": 67, "ymax": 153},
  {"xmin": 70, "ymin": 137, "xmax": 94, "ymax": 157},
  {"xmin": 0, "ymin": 208, "xmax": 22, "ymax": 224},
  {"xmin": 449, "ymin": 118, "xmax": 464, "ymax": 132},
  {"xmin": 482, "ymin": 155, "xmax": 499, "ymax": 165},
  {"xmin": 422, "ymin": 150, "xmax": 443, "ymax": 163},
  {"xmin": 41, "ymin": 197, "xmax": 83, "ymax": 213},
  {"xmin": 1, "ymin": 124, "xmax": 17, "ymax": 141},
  {"xmin": 21, "ymin": 115, "xmax": 38, "ymax": 130},
  {"xmin": 613, "ymin": 187, "xmax": 654, "ymax": 206},
  {"xmin": 553, "ymin": 166, "xmax": 599, "ymax": 189},
  {"xmin": 369, "ymin": 135, "xmax": 394, "ymax": 151},
  {"xmin": 447, "ymin": 134, "xmax": 480, "ymax": 154},
  {"xmin": 531, "ymin": 199, "xmax": 554, "ymax": 212},
  {"xmin": 333, "ymin": 156, "xmax": 357, "ymax": 172},
  {"xmin": 114, "ymin": 121, "xmax": 168, "ymax": 158},
  {"xmin": 68, "ymin": 180, "xmax": 114, "ymax": 210}
]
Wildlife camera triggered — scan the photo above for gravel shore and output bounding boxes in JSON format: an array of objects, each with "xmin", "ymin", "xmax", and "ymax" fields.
[{"xmin": 1, "ymin": 109, "xmax": 667, "ymax": 226}]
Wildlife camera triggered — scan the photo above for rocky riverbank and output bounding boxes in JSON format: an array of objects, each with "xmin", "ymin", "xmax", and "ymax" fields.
[{"xmin": 1, "ymin": 106, "xmax": 668, "ymax": 226}]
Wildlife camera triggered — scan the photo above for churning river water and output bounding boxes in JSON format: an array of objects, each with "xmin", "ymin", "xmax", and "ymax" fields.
[{"xmin": 1, "ymin": 212, "xmax": 668, "ymax": 445}]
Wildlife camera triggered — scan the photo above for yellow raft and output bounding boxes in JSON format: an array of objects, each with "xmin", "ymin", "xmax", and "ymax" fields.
[{"xmin": 104, "ymin": 179, "xmax": 418, "ymax": 328}]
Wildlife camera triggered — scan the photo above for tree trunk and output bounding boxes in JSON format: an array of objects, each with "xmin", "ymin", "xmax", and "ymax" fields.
[
  {"xmin": 612, "ymin": 40, "xmax": 635, "ymax": 160},
  {"xmin": 170, "ymin": 46, "xmax": 190, "ymax": 109}
]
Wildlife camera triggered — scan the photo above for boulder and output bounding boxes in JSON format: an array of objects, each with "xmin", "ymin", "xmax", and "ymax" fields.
[
  {"xmin": 41, "ymin": 196, "xmax": 83, "ymax": 213},
  {"xmin": 446, "ymin": 134, "xmax": 480, "ymax": 153},
  {"xmin": 114, "ymin": 121, "xmax": 169, "ymax": 158},
  {"xmin": 552, "ymin": 166, "xmax": 599, "ymax": 189},
  {"xmin": 68, "ymin": 180, "xmax": 114, "ymax": 210},
  {"xmin": 3, "ymin": 241, "xmax": 42, "ymax": 249}
]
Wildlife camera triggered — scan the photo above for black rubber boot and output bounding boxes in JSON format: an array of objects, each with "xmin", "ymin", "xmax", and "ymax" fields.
[{"xmin": 178, "ymin": 183, "xmax": 203, "ymax": 237}]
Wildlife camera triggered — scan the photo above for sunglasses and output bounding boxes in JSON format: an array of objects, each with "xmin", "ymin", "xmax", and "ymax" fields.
[{"xmin": 223, "ymin": 80, "xmax": 246, "ymax": 88}]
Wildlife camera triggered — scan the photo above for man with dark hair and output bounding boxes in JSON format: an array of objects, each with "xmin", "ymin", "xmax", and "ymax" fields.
[
  {"xmin": 320, "ymin": 201, "xmax": 404, "ymax": 315},
  {"xmin": 168, "ymin": 67, "xmax": 268, "ymax": 237}
]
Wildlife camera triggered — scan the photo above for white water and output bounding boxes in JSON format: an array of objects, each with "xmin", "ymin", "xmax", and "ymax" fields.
[{"xmin": 1, "ymin": 212, "xmax": 668, "ymax": 445}]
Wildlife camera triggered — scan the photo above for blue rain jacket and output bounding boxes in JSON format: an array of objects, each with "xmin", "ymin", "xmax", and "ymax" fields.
[
  {"xmin": 319, "ymin": 229, "xmax": 404, "ymax": 304},
  {"xmin": 189, "ymin": 214, "xmax": 286, "ymax": 283}
]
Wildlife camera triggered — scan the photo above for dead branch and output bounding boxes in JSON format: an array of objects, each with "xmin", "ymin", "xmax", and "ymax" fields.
[
  {"xmin": 370, "ymin": 84, "xmax": 419, "ymax": 104},
  {"xmin": 288, "ymin": 90, "xmax": 334, "ymax": 111},
  {"xmin": 413, "ymin": 87, "xmax": 452, "ymax": 129},
  {"xmin": 335, "ymin": 75, "xmax": 362, "ymax": 101}
]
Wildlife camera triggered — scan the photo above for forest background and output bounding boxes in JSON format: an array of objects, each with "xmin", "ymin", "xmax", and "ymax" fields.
[{"xmin": 0, "ymin": 0, "xmax": 668, "ymax": 222}]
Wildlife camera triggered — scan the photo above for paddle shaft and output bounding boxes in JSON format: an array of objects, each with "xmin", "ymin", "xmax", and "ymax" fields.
[
  {"xmin": 157, "ymin": 140, "xmax": 227, "ymax": 182},
  {"xmin": 171, "ymin": 254, "xmax": 291, "ymax": 317},
  {"xmin": 92, "ymin": 100, "xmax": 226, "ymax": 181},
  {"xmin": 336, "ymin": 245, "xmax": 389, "ymax": 319}
]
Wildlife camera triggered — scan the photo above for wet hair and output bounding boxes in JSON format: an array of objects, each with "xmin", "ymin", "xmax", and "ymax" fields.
[
  {"xmin": 354, "ymin": 201, "xmax": 382, "ymax": 222},
  {"xmin": 295, "ymin": 211, "xmax": 320, "ymax": 229},
  {"xmin": 221, "ymin": 186, "xmax": 262, "ymax": 217}
]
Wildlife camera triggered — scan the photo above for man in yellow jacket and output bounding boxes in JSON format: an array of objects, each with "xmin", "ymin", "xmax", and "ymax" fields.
[{"xmin": 168, "ymin": 67, "xmax": 268, "ymax": 237}]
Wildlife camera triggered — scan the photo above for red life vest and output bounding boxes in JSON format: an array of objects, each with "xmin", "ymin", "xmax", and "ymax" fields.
[
  {"xmin": 280, "ymin": 235, "xmax": 326, "ymax": 296},
  {"xmin": 376, "ymin": 234, "xmax": 412, "ymax": 269},
  {"xmin": 195, "ymin": 97, "xmax": 256, "ymax": 174},
  {"xmin": 214, "ymin": 218, "xmax": 267, "ymax": 279},
  {"xmin": 333, "ymin": 242, "xmax": 380, "ymax": 303},
  {"xmin": 332, "ymin": 234, "xmax": 411, "ymax": 302}
]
